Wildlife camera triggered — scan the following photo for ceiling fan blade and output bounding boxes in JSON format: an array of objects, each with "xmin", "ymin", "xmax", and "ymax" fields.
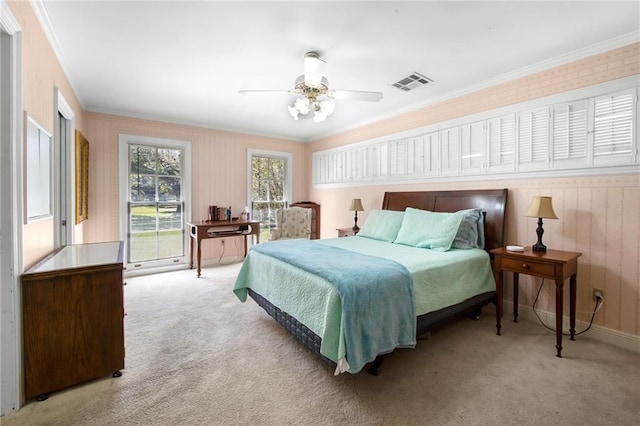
[
  {"xmin": 238, "ymin": 90, "xmax": 295, "ymax": 96},
  {"xmin": 329, "ymin": 90, "xmax": 383, "ymax": 102},
  {"xmin": 304, "ymin": 51, "xmax": 326, "ymax": 87}
]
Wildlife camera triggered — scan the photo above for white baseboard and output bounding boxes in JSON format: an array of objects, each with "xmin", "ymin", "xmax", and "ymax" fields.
[
  {"xmin": 124, "ymin": 255, "xmax": 243, "ymax": 278},
  {"xmin": 503, "ymin": 301, "xmax": 640, "ymax": 354}
]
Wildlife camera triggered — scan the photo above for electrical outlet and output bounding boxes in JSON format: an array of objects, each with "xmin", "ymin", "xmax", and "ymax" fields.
[{"xmin": 592, "ymin": 288, "xmax": 604, "ymax": 302}]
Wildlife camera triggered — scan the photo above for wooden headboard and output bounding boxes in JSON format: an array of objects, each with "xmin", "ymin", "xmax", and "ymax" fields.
[{"xmin": 382, "ymin": 189, "xmax": 508, "ymax": 252}]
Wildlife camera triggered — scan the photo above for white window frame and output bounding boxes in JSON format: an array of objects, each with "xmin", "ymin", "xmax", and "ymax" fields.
[
  {"xmin": 592, "ymin": 88, "xmax": 637, "ymax": 166},
  {"xmin": 246, "ymin": 148, "xmax": 293, "ymax": 217},
  {"xmin": 118, "ymin": 134, "xmax": 191, "ymax": 275},
  {"xmin": 312, "ymin": 77, "xmax": 639, "ymax": 188}
]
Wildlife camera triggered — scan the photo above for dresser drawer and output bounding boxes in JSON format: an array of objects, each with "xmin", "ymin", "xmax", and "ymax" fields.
[{"xmin": 501, "ymin": 257, "xmax": 556, "ymax": 278}]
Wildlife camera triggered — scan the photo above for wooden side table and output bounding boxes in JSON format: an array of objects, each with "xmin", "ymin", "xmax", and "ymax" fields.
[
  {"xmin": 491, "ymin": 246, "xmax": 582, "ymax": 357},
  {"xmin": 337, "ymin": 227, "xmax": 357, "ymax": 237}
]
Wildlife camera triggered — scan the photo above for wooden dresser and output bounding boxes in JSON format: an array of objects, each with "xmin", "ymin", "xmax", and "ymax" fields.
[
  {"xmin": 291, "ymin": 201, "xmax": 320, "ymax": 239},
  {"xmin": 22, "ymin": 241, "xmax": 125, "ymax": 400}
]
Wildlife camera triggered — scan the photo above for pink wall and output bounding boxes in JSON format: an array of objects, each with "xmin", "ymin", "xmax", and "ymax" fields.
[
  {"xmin": 308, "ymin": 44, "xmax": 640, "ymax": 337},
  {"xmin": 84, "ymin": 113, "xmax": 307, "ymax": 260},
  {"xmin": 9, "ymin": 1, "xmax": 86, "ymax": 269}
]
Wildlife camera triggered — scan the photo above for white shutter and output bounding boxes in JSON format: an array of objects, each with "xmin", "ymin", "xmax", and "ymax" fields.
[
  {"xmin": 518, "ymin": 107, "xmax": 549, "ymax": 170},
  {"xmin": 317, "ymin": 153, "xmax": 328, "ymax": 184},
  {"xmin": 552, "ymin": 100, "xmax": 587, "ymax": 167},
  {"xmin": 389, "ymin": 140, "xmax": 407, "ymax": 176},
  {"xmin": 411, "ymin": 136, "xmax": 425, "ymax": 176},
  {"xmin": 487, "ymin": 114, "xmax": 515, "ymax": 172},
  {"xmin": 327, "ymin": 153, "xmax": 336, "ymax": 182},
  {"xmin": 364, "ymin": 145, "xmax": 376, "ymax": 178},
  {"xmin": 406, "ymin": 138, "xmax": 415, "ymax": 175},
  {"xmin": 363, "ymin": 143, "xmax": 388, "ymax": 179},
  {"xmin": 593, "ymin": 89, "xmax": 636, "ymax": 165},
  {"xmin": 439, "ymin": 127, "xmax": 459, "ymax": 175},
  {"xmin": 379, "ymin": 143, "xmax": 388, "ymax": 178},
  {"xmin": 460, "ymin": 121, "xmax": 484, "ymax": 174},
  {"xmin": 343, "ymin": 148, "xmax": 363, "ymax": 182},
  {"xmin": 424, "ymin": 132, "xmax": 439, "ymax": 175}
]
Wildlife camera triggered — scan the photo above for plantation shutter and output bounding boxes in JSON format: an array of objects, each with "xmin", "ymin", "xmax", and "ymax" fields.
[
  {"xmin": 460, "ymin": 121, "xmax": 484, "ymax": 174},
  {"xmin": 552, "ymin": 100, "xmax": 587, "ymax": 165},
  {"xmin": 439, "ymin": 127, "xmax": 459, "ymax": 175},
  {"xmin": 389, "ymin": 139, "xmax": 407, "ymax": 176},
  {"xmin": 487, "ymin": 114, "xmax": 515, "ymax": 172},
  {"xmin": 518, "ymin": 107, "xmax": 549, "ymax": 170},
  {"xmin": 424, "ymin": 132, "xmax": 439, "ymax": 176},
  {"xmin": 593, "ymin": 89, "xmax": 636, "ymax": 164}
]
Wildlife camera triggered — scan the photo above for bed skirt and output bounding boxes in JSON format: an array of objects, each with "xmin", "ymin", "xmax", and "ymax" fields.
[{"xmin": 248, "ymin": 288, "xmax": 495, "ymax": 370}]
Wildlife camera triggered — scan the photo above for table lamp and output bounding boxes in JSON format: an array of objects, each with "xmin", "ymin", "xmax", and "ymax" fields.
[
  {"xmin": 349, "ymin": 198, "xmax": 364, "ymax": 232},
  {"xmin": 525, "ymin": 196, "xmax": 558, "ymax": 252}
]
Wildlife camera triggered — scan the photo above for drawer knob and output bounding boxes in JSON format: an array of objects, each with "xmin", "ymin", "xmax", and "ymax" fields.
[{"xmin": 522, "ymin": 263, "xmax": 529, "ymax": 269}]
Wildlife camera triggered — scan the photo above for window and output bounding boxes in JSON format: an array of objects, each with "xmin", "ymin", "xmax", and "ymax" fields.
[
  {"xmin": 552, "ymin": 100, "xmax": 588, "ymax": 167},
  {"xmin": 119, "ymin": 135, "xmax": 191, "ymax": 271},
  {"xmin": 487, "ymin": 114, "xmax": 515, "ymax": 172},
  {"xmin": 248, "ymin": 149, "xmax": 292, "ymax": 242},
  {"xmin": 439, "ymin": 126, "xmax": 460, "ymax": 175},
  {"xmin": 312, "ymin": 80, "xmax": 638, "ymax": 186},
  {"xmin": 460, "ymin": 121, "xmax": 484, "ymax": 174},
  {"xmin": 593, "ymin": 89, "xmax": 635, "ymax": 165},
  {"xmin": 518, "ymin": 107, "xmax": 549, "ymax": 171}
]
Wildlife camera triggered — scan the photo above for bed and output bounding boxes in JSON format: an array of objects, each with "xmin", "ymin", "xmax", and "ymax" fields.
[{"xmin": 234, "ymin": 189, "xmax": 508, "ymax": 375}]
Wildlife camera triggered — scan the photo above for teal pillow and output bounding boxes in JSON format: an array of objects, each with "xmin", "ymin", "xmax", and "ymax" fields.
[
  {"xmin": 394, "ymin": 208, "xmax": 463, "ymax": 251},
  {"xmin": 452, "ymin": 208, "xmax": 485, "ymax": 249},
  {"xmin": 357, "ymin": 210, "xmax": 405, "ymax": 243}
]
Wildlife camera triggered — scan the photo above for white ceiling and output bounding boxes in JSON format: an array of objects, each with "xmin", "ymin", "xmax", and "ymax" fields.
[{"xmin": 38, "ymin": 1, "xmax": 639, "ymax": 142}]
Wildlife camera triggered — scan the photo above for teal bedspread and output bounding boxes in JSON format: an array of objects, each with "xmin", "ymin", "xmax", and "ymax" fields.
[{"xmin": 234, "ymin": 239, "xmax": 416, "ymax": 374}]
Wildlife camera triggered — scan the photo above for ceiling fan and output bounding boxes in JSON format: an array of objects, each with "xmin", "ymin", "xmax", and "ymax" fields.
[{"xmin": 238, "ymin": 51, "xmax": 383, "ymax": 122}]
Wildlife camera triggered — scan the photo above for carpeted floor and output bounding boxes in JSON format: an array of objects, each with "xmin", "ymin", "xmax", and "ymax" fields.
[{"xmin": 3, "ymin": 262, "xmax": 639, "ymax": 425}]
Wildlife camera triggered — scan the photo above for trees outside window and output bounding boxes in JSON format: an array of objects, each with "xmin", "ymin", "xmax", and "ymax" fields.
[
  {"xmin": 128, "ymin": 144, "xmax": 184, "ymax": 262},
  {"xmin": 248, "ymin": 150, "xmax": 291, "ymax": 242}
]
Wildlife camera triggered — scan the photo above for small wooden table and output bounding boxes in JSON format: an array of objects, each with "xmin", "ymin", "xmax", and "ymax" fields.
[
  {"xmin": 188, "ymin": 221, "xmax": 260, "ymax": 277},
  {"xmin": 491, "ymin": 246, "xmax": 582, "ymax": 357},
  {"xmin": 337, "ymin": 227, "xmax": 358, "ymax": 237}
]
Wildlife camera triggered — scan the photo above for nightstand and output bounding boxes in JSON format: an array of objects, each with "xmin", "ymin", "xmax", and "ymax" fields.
[
  {"xmin": 491, "ymin": 246, "xmax": 582, "ymax": 357},
  {"xmin": 337, "ymin": 227, "xmax": 357, "ymax": 237}
]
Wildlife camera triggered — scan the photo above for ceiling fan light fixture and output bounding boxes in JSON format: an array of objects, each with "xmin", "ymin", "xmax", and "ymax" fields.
[
  {"xmin": 289, "ymin": 97, "xmax": 334, "ymax": 122},
  {"xmin": 294, "ymin": 97, "xmax": 310, "ymax": 114},
  {"xmin": 241, "ymin": 51, "xmax": 382, "ymax": 123},
  {"xmin": 313, "ymin": 111, "xmax": 327, "ymax": 123},
  {"xmin": 288, "ymin": 105, "xmax": 300, "ymax": 120},
  {"xmin": 303, "ymin": 51, "xmax": 325, "ymax": 87},
  {"xmin": 320, "ymin": 99, "xmax": 335, "ymax": 115}
]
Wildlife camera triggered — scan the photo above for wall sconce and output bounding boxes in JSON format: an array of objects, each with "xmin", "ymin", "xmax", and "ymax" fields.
[
  {"xmin": 525, "ymin": 196, "xmax": 558, "ymax": 251},
  {"xmin": 349, "ymin": 198, "xmax": 364, "ymax": 232}
]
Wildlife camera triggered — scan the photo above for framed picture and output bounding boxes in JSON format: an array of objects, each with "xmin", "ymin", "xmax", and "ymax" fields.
[
  {"xmin": 75, "ymin": 130, "xmax": 89, "ymax": 224},
  {"xmin": 25, "ymin": 114, "xmax": 53, "ymax": 223}
]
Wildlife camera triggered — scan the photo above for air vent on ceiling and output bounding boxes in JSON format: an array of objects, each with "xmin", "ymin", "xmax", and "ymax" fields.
[{"xmin": 392, "ymin": 72, "xmax": 433, "ymax": 92}]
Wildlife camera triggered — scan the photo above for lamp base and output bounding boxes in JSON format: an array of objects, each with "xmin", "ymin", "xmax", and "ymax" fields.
[
  {"xmin": 532, "ymin": 242, "xmax": 547, "ymax": 252},
  {"xmin": 532, "ymin": 217, "xmax": 547, "ymax": 251},
  {"xmin": 352, "ymin": 210, "xmax": 359, "ymax": 233}
]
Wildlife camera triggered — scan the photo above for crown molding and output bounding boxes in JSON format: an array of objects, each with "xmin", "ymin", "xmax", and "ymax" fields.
[
  {"xmin": 1, "ymin": 1, "xmax": 21, "ymax": 33},
  {"xmin": 30, "ymin": 0, "xmax": 85, "ymax": 107}
]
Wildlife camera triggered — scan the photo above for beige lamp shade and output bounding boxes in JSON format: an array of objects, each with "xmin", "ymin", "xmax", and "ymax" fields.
[
  {"xmin": 525, "ymin": 196, "xmax": 558, "ymax": 219},
  {"xmin": 349, "ymin": 198, "xmax": 364, "ymax": 212}
]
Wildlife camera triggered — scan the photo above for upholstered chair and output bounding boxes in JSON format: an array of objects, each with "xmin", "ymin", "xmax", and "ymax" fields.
[{"xmin": 269, "ymin": 207, "xmax": 312, "ymax": 241}]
